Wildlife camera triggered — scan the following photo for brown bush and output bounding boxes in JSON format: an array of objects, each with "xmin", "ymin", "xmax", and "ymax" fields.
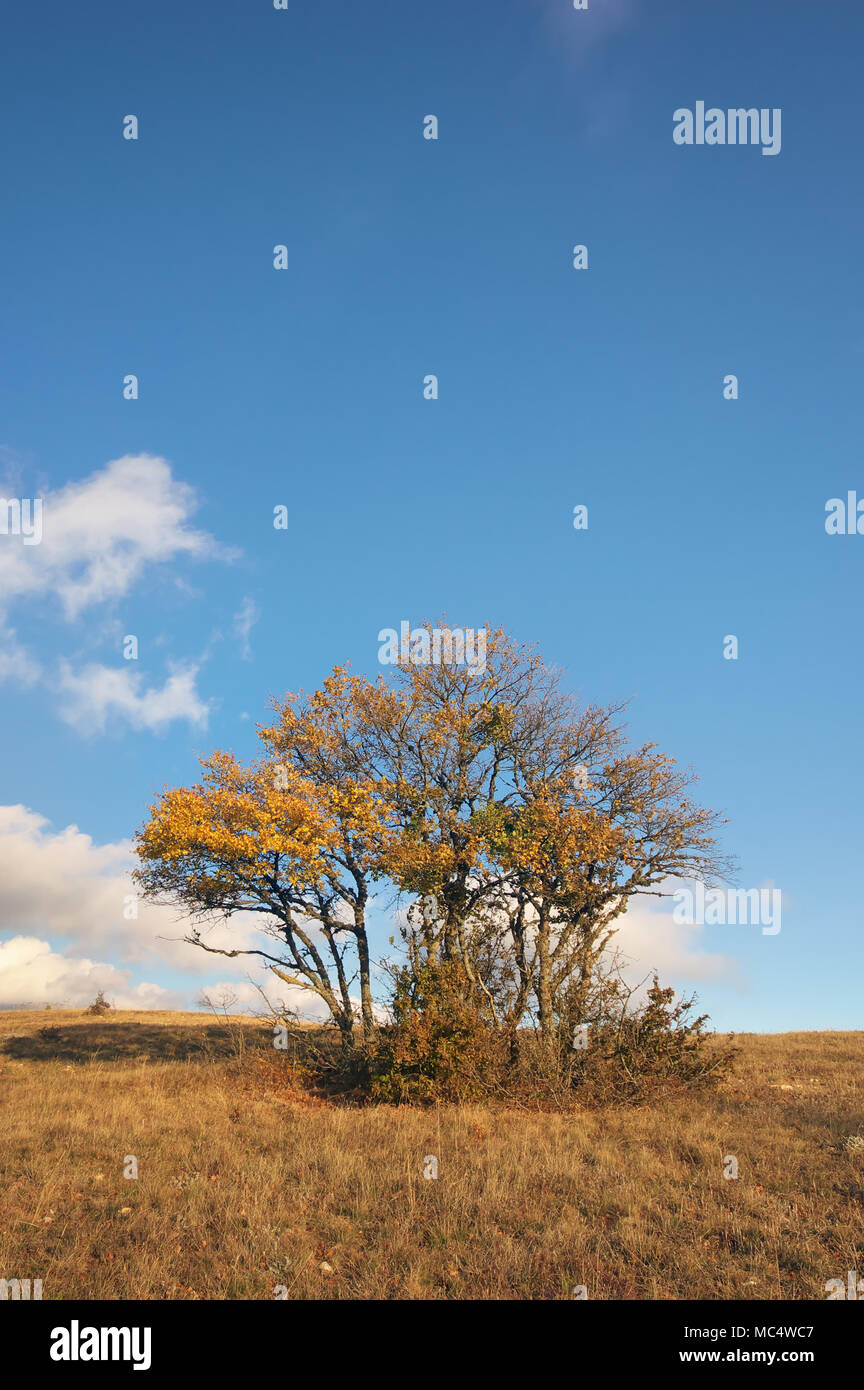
[
  {"xmin": 363, "ymin": 964, "xmax": 735, "ymax": 1109},
  {"xmin": 84, "ymin": 991, "xmax": 112, "ymax": 1017}
]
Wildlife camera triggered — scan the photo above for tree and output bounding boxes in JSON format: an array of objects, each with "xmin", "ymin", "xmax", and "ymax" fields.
[
  {"xmin": 318, "ymin": 624, "xmax": 732, "ymax": 1050},
  {"xmin": 258, "ymin": 668, "xmax": 396, "ymax": 1038},
  {"xmin": 134, "ymin": 748, "xmax": 379, "ymax": 1050},
  {"xmin": 134, "ymin": 623, "xmax": 731, "ymax": 1054}
]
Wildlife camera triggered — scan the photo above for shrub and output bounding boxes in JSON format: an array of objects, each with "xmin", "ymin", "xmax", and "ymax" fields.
[
  {"xmin": 368, "ymin": 961, "xmax": 507, "ymax": 1105},
  {"xmin": 584, "ymin": 976, "xmax": 737, "ymax": 1103},
  {"xmin": 84, "ymin": 991, "xmax": 112, "ymax": 1016},
  {"xmin": 364, "ymin": 964, "xmax": 735, "ymax": 1108}
]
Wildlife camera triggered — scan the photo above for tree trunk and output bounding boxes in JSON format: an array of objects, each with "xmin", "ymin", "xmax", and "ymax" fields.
[
  {"xmin": 356, "ymin": 923, "xmax": 375, "ymax": 1040},
  {"xmin": 537, "ymin": 906, "xmax": 554, "ymax": 1050}
]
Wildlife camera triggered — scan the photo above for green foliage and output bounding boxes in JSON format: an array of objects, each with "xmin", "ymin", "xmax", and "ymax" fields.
[{"xmin": 368, "ymin": 962, "xmax": 506, "ymax": 1105}]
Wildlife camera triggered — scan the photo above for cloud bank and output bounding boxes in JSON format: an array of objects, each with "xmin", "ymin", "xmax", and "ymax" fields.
[{"xmin": 0, "ymin": 455, "xmax": 232, "ymax": 734}]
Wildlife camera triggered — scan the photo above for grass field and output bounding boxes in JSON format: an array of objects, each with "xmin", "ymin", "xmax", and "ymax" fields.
[{"xmin": 1, "ymin": 1009, "xmax": 862, "ymax": 1300}]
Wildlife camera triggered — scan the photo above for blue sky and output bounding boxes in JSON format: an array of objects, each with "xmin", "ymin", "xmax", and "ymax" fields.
[{"xmin": 0, "ymin": 0, "xmax": 861, "ymax": 1030}]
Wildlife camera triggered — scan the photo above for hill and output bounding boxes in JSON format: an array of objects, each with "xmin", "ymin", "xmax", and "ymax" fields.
[{"xmin": 1, "ymin": 1010, "xmax": 861, "ymax": 1299}]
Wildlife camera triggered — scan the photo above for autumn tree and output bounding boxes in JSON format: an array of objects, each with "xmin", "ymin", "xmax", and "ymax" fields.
[
  {"xmin": 134, "ymin": 743, "xmax": 385, "ymax": 1050},
  {"xmin": 134, "ymin": 623, "xmax": 731, "ymax": 1056},
  {"xmin": 257, "ymin": 669, "xmax": 396, "ymax": 1037},
  {"xmin": 298, "ymin": 625, "xmax": 731, "ymax": 1051}
]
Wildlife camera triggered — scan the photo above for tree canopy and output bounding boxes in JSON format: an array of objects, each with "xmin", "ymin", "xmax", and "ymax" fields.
[{"xmin": 134, "ymin": 624, "xmax": 731, "ymax": 1049}]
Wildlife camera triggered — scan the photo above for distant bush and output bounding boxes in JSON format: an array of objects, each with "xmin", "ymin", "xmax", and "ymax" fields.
[{"xmin": 84, "ymin": 991, "xmax": 112, "ymax": 1016}]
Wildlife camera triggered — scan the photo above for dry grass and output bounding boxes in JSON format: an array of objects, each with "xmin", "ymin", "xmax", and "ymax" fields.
[{"xmin": 0, "ymin": 1010, "xmax": 862, "ymax": 1300}]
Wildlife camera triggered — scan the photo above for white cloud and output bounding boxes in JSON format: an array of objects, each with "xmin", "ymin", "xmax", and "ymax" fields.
[
  {"xmin": 0, "ymin": 804, "xmax": 255, "ymax": 968},
  {"xmin": 0, "ymin": 936, "xmax": 184, "ymax": 1011},
  {"xmin": 0, "ymin": 805, "xmax": 327, "ymax": 1015},
  {"xmin": 233, "ymin": 596, "xmax": 260, "ymax": 661},
  {"xmin": 0, "ymin": 455, "xmax": 238, "ymax": 733},
  {"xmin": 0, "ymin": 626, "xmax": 42, "ymax": 686},
  {"xmin": 198, "ymin": 978, "xmax": 331, "ymax": 1021},
  {"xmin": 0, "ymin": 454, "xmax": 230, "ymax": 621},
  {"xmin": 57, "ymin": 662, "xmax": 211, "ymax": 735},
  {"xmin": 611, "ymin": 889, "xmax": 743, "ymax": 996},
  {"xmin": 537, "ymin": 0, "xmax": 636, "ymax": 66}
]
